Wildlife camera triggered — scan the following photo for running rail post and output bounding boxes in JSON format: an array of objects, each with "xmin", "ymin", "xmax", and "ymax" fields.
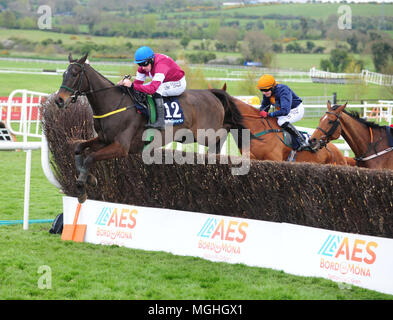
[{"xmin": 23, "ymin": 149, "xmax": 32, "ymax": 230}]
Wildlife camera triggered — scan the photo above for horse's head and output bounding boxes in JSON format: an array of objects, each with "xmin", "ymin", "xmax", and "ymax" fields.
[
  {"xmin": 55, "ymin": 53, "xmax": 89, "ymax": 108},
  {"xmin": 309, "ymin": 101, "xmax": 347, "ymax": 151}
]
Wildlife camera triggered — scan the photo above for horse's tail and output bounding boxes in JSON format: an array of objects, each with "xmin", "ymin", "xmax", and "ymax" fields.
[
  {"xmin": 209, "ymin": 88, "xmax": 253, "ymax": 150},
  {"xmin": 209, "ymin": 89, "xmax": 245, "ymax": 131}
]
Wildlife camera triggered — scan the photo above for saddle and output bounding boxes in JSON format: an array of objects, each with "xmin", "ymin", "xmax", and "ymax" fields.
[
  {"xmin": 119, "ymin": 85, "xmax": 155, "ymax": 123},
  {"xmin": 121, "ymin": 85, "xmax": 184, "ymax": 126},
  {"xmin": 283, "ymin": 131, "xmax": 312, "ymax": 152},
  {"xmin": 282, "ymin": 130, "xmax": 313, "ymax": 161}
]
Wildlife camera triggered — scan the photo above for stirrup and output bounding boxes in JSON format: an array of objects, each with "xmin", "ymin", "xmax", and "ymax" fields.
[
  {"xmin": 297, "ymin": 141, "xmax": 309, "ymax": 151},
  {"xmin": 145, "ymin": 120, "xmax": 165, "ymax": 129}
]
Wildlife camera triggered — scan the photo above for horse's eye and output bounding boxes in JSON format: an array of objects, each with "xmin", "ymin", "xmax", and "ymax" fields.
[{"xmin": 72, "ymin": 72, "xmax": 77, "ymax": 77}]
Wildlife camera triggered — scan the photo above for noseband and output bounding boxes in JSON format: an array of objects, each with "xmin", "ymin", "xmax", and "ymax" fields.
[
  {"xmin": 60, "ymin": 62, "xmax": 89, "ymax": 103},
  {"xmin": 316, "ymin": 111, "xmax": 341, "ymax": 146}
]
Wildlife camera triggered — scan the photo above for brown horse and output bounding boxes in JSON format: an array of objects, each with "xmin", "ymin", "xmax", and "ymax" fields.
[
  {"xmin": 309, "ymin": 101, "xmax": 393, "ymax": 170},
  {"xmin": 54, "ymin": 54, "xmax": 239, "ymax": 202},
  {"xmin": 210, "ymin": 90, "xmax": 348, "ymax": 165}
]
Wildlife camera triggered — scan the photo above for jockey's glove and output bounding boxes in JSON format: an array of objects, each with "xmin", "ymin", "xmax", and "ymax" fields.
[{"xmin": 260, "ymin": 110, "xmax": 268, "ymax": 118}]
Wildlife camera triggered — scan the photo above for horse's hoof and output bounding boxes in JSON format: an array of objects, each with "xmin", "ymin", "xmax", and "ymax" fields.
[
  {"xmin": 76, "ymin": 179, "xmax": 85, "ymax": 190},
  {"xmin": 76, "ymin": 180, "xmax": 86, "ymax": 202},
  {"xmin": 78, "ymin": 193, "xmax": 87, "ymax": 204},
  {"xmin": 87, "ymin": 174, "xmax": 97, "ymax": 187}
]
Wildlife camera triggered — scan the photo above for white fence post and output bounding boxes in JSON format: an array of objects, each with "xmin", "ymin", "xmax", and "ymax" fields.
[{"xmin": 23, "ymin": 149, "xmax": 32, "ymax": 230}]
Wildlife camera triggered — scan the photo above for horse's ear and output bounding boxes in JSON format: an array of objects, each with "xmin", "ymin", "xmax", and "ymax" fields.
[
  {"xmin": 327, "ymin": 100, "xmax": 332, "ymax": 110},
  {"xmin": 68, "ymin": 53, "xmax": 74, "ymax": 63},
  {"xmin": 78, "ymin": 53, "xmax": 89, "ymax": 64},
  {"xmin": 222, "ymin": 83, "xmax": 227, "ymax": 91}
]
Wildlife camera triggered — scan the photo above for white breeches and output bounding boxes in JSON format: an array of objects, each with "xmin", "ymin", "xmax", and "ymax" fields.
[
  {"xmin": 277, "ymin": 103, "xmax": 305, "ymax": 126},
  {"xmin": 155, "ymin": 76, "xmax": 187, "ymax": 97}
]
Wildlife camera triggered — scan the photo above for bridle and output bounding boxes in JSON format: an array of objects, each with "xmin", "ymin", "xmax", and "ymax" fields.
[
  {"xmin": 315, "ymin": 111, "xmax": 341, "ymax": 147},
  {"xmin": 60, "ymin": 62, "xmax": 114, "ymax": 103},
  {"xmin": 60, "ymin": 63, "xmax": 140, "ymax": 118}
]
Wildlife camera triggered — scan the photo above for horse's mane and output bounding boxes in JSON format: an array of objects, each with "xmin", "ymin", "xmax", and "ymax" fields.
[
  {"xmin": 342, "ymin": 109, "xmax": 384, "ymax": 129},
  {"xmin": 209, "ymin": 89, "xmax": 259, "ymax": 150},
  {"xmin": 86, "ymin": 63, "xmax": 115, "ymax": 86}
]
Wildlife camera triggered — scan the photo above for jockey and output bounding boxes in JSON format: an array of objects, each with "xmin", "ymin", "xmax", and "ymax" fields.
[
  {"xmin": 257, "ymin": 74, "xmax": 309, "ymax": 150},
  {"xmin": 118, "ymin": 46, "xmax": 186, "ymax": 129}
]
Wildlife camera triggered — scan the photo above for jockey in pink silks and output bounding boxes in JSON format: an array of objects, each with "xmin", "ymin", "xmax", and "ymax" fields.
[{"xmin": 118, "ymin": 46, "xmax": 186, "ymax": 129}]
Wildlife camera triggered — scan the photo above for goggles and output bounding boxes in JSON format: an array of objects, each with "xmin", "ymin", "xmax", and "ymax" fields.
[
  {"xmin": 138, "ymin": 60, "xmax": 150, "ymax": 67},
  {"xmin": 260, "ymin": 88, "xmax": 272, "ymax": 92}
]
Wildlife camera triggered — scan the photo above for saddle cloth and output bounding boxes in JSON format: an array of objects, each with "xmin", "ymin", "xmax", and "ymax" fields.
[{"xmin": 135, "ymin": 96, "xmax": 184, "ymax": 126}]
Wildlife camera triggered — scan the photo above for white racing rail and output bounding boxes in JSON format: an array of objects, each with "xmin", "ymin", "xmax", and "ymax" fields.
[{"xmin": 1, "ymin": 89, "xmax": 61, "ymax": 230}]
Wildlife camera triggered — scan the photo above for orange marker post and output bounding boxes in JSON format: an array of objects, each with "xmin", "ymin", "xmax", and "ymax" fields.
[{"xmin": 61, "ymin": 203, "xmax": 87, "ymax": 242}]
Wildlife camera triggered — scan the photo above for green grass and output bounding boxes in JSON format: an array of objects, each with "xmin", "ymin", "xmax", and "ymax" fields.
[
  {"xmin": 1, "ymin": 222, "xmax": 391, "ymax": 299},
  {"xmin": 274, "ymin": 53, "xmax": 375, "ymax": 72},
  {"xmin": 225, "ymin": 79, "xmax": 391, "ymax": 102},
  {"xmin": 0, "ymin": 73, "xmax": 62, "ymax": 96},
  {"xmin": 0, "ymin": 28, "xmax": 143, "ymax": 48},
  {"xmin": 0, "ymin": 150, "xmax": 62, "ymax": 222},
  {"xmin": 168, "ymin": 3, "xmax": 393, "ymax": 20}
]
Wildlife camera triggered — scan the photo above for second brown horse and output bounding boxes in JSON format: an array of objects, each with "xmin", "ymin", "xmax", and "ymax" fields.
[
  {"xmin": 210, "ymin": 90, "xmax": 348, "ymax": 165},
  {"xmin": 309, "ymin": 101, "xmax": 393, "ymax": 170}
]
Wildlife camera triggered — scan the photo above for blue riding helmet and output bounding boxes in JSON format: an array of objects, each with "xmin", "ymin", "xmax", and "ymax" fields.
[{"xmin": 133, "ymin": 46, "xmax": 155, "ymax": 64}]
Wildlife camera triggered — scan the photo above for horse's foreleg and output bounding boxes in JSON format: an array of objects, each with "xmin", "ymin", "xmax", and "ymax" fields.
[
  {"xmin": 82, "ymin": 141, "xmax": 128, "ymax": 172},
  {"xmin": 74, "ymin": 137, "xmax": 106, "ymax": 203},
  {"xmin": 74, "ymin": 137, "xmax": 102, "ymax": 174}
]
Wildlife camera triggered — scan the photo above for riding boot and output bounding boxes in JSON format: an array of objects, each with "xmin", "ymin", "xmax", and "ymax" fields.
[
  {"xmin": 146, "ymin": 93, "xmax": 165, "ymax": 129},
  {"xmin": 281, "ymin": 122, "xmax": 309, "ymax": 151},
  {"xmin": 151, "ymin": 95, "xmax": 165, "ymax": 129}
]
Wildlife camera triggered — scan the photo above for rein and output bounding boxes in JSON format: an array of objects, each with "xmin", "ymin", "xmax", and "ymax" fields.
[
  {"xmin": 354, "ymin": 127, "xmax": 393, "ymax": 162},
  {"xmin": 242, "ymin": 113, "xmax": 261, "ymax": 119},
  {"xmin": 92, "ymin": 106, "xmax": 135, "ymax": 119},
  {"xmin": 242, "ymin": 113, "xmax": 285, "ymax": 143},
  {"xmin": 61, "ymin": 62, "xmax": 136, "ymax": 118}
]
